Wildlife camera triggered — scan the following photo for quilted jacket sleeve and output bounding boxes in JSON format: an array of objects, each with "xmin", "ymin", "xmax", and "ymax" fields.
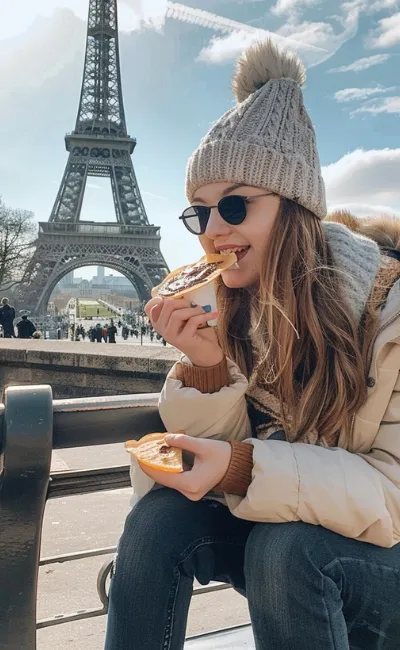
[
  {"xmin": 224, "ymin": 434, "xmax": 400, "ymax": 547},
  {"xmin": 158, "ymin": 357, "xmax": 252, "ymax": 441},
  {"xmin": 129, "ymin": 357, "xmax": 251, "ymax": 506}
]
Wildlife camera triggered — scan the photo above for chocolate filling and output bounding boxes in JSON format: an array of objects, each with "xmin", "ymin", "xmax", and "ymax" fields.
[
  {"xmin": 159, "ymin": 445, "xmax": 170, "ymax": 455},
  {"xmin": 157, "ymin": 261, "xmax": 220, "ymax": 297}
]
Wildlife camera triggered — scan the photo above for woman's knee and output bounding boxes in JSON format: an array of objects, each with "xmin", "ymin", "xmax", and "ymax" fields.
[
  {"xmin": 110, "ymin": 489, "xmax": 195, "ymax": 599},
  {"xmin": 244, "ymin": 522, "xmax": 331, "ymax": 591},
  {"xmin": 107, "ymin": 489, "xmax": 203, "ymax": 631},
  {"xmin": 117, "ymin": 489, "xmax": 196, "ymax": 562}
]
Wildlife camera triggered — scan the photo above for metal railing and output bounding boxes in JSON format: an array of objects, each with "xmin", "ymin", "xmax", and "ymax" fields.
[{"xmin": 0, "ymin": 386, "xmax": 236, "ymax": 649}]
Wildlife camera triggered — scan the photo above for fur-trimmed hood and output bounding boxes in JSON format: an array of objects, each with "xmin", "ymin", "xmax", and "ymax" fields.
[
  {"xmin": 325, "ymin": 210, "xmax": 400, "ymax": 260},
  {"xmin": 322, "ymin": 210, "xmax": 400, "ymax": 325},
  {"xmin": 320, "ymin": 211, "xmax": 400, "ymax": 323}
]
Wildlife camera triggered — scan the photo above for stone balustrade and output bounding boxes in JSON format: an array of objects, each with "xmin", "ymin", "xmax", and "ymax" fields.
[{"xmin": 0, "ymin": 340, "xmax": 180, "ymax": 398}]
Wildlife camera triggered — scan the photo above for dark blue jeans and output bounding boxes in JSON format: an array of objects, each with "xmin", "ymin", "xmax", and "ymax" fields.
[{"xmin": 105, "ymin": 489, "xmax": 400, "ymax": 650}]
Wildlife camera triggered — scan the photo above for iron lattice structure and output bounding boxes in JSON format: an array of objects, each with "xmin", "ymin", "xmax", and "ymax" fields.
[{"xmin": 19, "ymin": 0, "xmax": 169, "ymax": 314}]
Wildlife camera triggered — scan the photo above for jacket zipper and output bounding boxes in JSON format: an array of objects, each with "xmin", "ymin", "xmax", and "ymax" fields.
[{"xmin": 350, "ymin": 307, "xmax": 400, "ymax": 438}]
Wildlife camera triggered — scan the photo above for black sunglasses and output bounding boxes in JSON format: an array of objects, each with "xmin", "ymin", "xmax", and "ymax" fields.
[{"xmin": 179, "ymin": 193, "xmax": 274, "ymax": 235}]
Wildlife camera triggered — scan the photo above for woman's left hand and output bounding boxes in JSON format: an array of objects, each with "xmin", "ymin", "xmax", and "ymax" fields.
[{"xmin": 138, "ymin": 434, "xmax": 232, "ymax": 501}]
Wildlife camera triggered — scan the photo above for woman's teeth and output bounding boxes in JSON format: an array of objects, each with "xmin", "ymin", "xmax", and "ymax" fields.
[
  {"xmin": 219, "ymin": 246, "xmax": 250, "ymax": 265},
  {"xmin": 236, "ymin": 247, "xmax": 250, "ymax": 261},
  {"xmin": 219, "ymin": 247, "xmax": 248, "ymax": 255}
]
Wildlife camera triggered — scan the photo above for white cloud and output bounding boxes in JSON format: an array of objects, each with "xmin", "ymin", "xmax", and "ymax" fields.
[
  {"xmin": 343, "ymin": 0, "xmax": 400, "ymax": 15},
  {"xmin": 197, "ymin": 31, "xmax": 259, "ymax": 64},
  {"xmin": 0, "ymin": 9, "xmax": 86, "ymax": 91},
  {"xmin": 368, "ymin": 0, "xmax": 400, "ymax": 10},
  {"xmin": 166, "ymin": 2, "xmax": 252, "ymax": 33},
  {"xmin": 278, "ymin": 20, "xmax": 335, "ymax": 47},
  {"xmin": 121, "ymin": 0, "xmax": 167, "ymax": 30},
  {"xmin": 168, "ymin": 2, "xmax": 325, "ymax": 61},
  {"xmin": 0, "ymin": 1, "xmax": 162, "ymax": 40},
  {"xmin": 271, "ymin": 0, "xmax": 324, "ymax": 16},
  {"xmin": 369, "ymin": 12, "xmax": 400, "ymax": 48},
  {"xmin": 334, "ymin": 85, "xmax": 396, "ymax": 102},
  {"xmin": 322, "ymin": 148, "xmax": 400, "ymax": 216},
  {"xmin": 328, "ymin": 202, "xmax": 400, "ymax": 217},
  {"xmin": 350, "ymin": 96, "xmax": 400, "ymax": 115},
  {"xmin": 197, "ymin": 27, "xmax": 327, "ymax": 65},
  {"xmin": 0, "ymin": 0, "xmax": 372, "ymax": 74},
  {"xmin": 328, "ymin": 53, "xmax": 391, "ymax": 73},
  {"xmin": 0, "ymin": 1, "xmax": 87, "ymax": 39},
  {"xmin": 274, "ymin": 11, "xmax": 360, "ymax": 67},
  {"xmin": 328, "ymin": 201, "xmax": 400, "ymax": 217}
]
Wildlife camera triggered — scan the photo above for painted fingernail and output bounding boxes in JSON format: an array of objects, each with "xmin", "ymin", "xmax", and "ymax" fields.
[
  {"xmin": 210, "ymin": 311, "xmax": 219, "ymax": 319},
  {"xmin": 202, "ymin": 305, "xmax": 212, "ymax": 313}
]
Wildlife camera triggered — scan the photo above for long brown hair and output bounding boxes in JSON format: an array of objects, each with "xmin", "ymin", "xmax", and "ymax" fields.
[{"xmin": 216, "ymin": 199, "xmax": 380, "ymax": 446}]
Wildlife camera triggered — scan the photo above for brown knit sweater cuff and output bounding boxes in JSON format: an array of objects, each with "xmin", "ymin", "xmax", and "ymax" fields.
[
  {"xmin": 176, "ymin": 356, "xmax": 229, "ymax": 394},
  {"xmin": 214, "ymin": 441, "xmax": 254, "ymax": 497}
]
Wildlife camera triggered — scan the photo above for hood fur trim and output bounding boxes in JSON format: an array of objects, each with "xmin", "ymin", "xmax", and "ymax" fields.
[{"xmin": 325, "ymin": 210, "xmax": 400, "ymax": 253}]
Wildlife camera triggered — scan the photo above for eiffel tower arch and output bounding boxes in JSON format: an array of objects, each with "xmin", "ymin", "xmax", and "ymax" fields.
[
  {"xmin": 19, "ymin": 0, "xmax": 169, "ymax": 315},
  {"xmin": 27, "ymin": 224, "xmax": 167, "ymax": 314}
]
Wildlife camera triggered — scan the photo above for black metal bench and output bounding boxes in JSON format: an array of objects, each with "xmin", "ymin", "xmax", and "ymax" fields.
[{"xmin": 0, "ymin": 385, "xmax": 252, "ymax": 649}]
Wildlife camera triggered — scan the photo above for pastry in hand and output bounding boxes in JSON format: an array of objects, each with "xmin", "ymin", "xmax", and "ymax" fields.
[
  {"xmin": 125, "ymin": 433, "xmax": 183, "ymax": 473},
  {"xmin": 151, "ymin": 253, "xmax": 237, "ymax": 299}
]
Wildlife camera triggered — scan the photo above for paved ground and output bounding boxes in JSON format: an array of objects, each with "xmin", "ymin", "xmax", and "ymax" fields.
[{"xmin": 38, "ymin": 445, "xmax": 250, "ymax": 649}]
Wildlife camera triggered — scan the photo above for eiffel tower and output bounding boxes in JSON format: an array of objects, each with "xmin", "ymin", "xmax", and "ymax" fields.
[{"xmin": 19, "ymin": 0, "xmax": 169, "ymax": 315}]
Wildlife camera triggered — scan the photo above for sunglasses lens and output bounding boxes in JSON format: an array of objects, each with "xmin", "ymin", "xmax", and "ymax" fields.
[
  {"xmin": 181, "ymin": 206, "xmax": 209, "ymax": 235},
  {"xmin": 219, "ymin": 195, "xmax": 247, "ymax": 224}
]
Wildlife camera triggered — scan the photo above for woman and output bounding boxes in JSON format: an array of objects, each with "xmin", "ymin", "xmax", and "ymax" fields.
[{"xmin": 105, "ymin": 40, "xmax": 400, "ymax": 649}]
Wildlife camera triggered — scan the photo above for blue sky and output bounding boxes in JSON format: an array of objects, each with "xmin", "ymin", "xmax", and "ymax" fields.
[{"xmin": 0, "ymin": 0, "xmax": 399, "ymax": 280}]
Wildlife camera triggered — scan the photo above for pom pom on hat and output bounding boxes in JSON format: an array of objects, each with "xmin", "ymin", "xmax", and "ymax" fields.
[
  {"xmin": 232, "ymin": 38, "xmax": 306, "ymax": 103},
  {"xmin": 186, "ymin": 36, "xmax": 327, "ymax": 219}
]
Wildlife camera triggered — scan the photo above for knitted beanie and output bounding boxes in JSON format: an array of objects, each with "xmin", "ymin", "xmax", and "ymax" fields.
[{"xmin": 186, "ymin": 39, "xmax": 327, "ymax": 219}]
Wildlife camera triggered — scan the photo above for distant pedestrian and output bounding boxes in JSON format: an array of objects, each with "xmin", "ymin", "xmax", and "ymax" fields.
[
  {"xmin": 107, "ymin": 320, "xmax": 117, "ymax": 344},
  {"xmin": 0, "ymin": 297, "xmax": 16, "ymax": 338},
  {"xmin": 16, "ymin": 315, "xmax": 36, "ymax": 339},
  {"xmin": 95, "ymin": 324, "xmax": 103, "ymax": 343},
  {"xmin": 102, "ymin": 325, "xmax": 108, "ymax": 343}
]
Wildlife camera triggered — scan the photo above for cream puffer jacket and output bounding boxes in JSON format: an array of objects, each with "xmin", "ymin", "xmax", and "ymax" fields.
[{"xmin": 130, "ymin": 216, "xmax": 400, "ymax": 548}]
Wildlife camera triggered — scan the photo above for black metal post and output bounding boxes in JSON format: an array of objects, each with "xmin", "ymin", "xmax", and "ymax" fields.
[{"xmin": 0, "ymin": 385, "xmax": 53, "ymax": 650}]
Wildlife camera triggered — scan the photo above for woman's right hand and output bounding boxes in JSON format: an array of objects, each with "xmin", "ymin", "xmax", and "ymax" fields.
[{"xmin": 144, "ymin": 297, "xmax": 224, "ymax": 368}]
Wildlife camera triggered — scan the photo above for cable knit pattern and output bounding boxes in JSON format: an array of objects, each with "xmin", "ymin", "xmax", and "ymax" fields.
[
  {"xmin": 186, "ymin": 57, "xmax": 327, "ymax": 218},
  {"xmin": 322, "ymin": 221, "xmax": 381, "ymax": 323}
]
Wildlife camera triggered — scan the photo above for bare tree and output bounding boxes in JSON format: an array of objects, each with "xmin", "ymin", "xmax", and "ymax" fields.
[{"xmin": 0, "ymin": 197, "xmax": 36, "ymax": 290}]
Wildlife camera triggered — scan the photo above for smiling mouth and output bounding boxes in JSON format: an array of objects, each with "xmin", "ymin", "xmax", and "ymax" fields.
[{"xmin": 220, "ymin": 246, "xmax": 250, "ymax": 263}]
